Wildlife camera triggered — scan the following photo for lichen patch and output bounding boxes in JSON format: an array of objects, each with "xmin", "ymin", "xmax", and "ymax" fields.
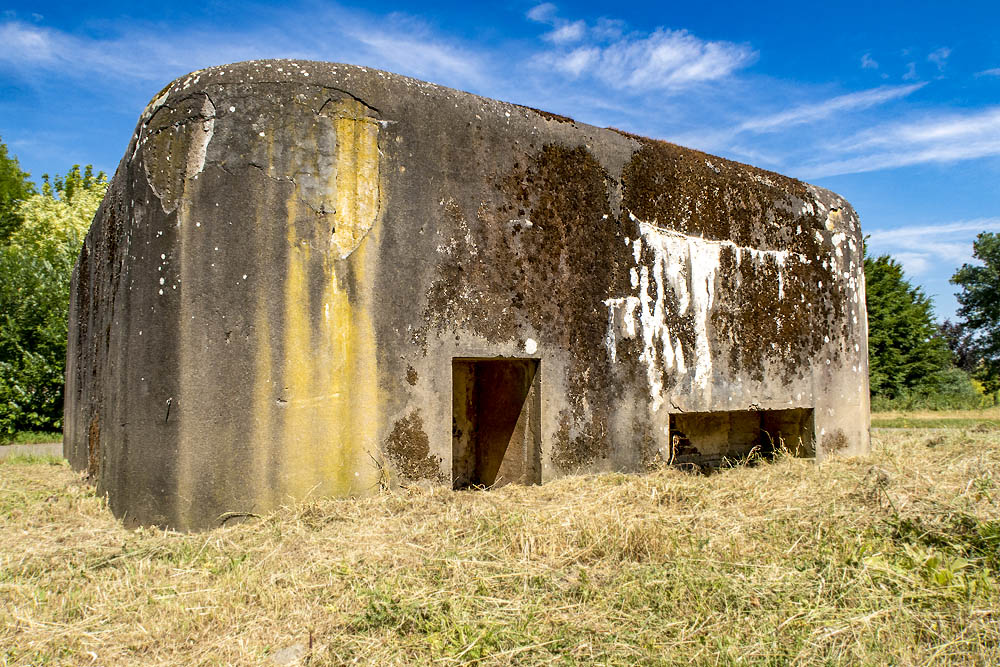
[{"xmin": 384, "ymin": 411, "xmax": 445, "ymax": 482}]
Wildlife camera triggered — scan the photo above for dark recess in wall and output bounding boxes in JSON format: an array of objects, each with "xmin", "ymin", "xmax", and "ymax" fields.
[{"xmin": 453, "ymin": 358, "xmax": 541, "ymax": 488}]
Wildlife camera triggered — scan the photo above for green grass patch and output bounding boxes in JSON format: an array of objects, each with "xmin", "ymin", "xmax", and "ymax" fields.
[
  {"xmin": 1, "ymin": 430, "xmax": 62, "ymax": 446},
  {"xmin": 0, "ymin": 453, "xmax": 67, "ymax": 466}
]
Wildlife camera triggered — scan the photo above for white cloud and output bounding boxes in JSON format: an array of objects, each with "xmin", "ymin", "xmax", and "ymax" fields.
[
  {"xmin": 866, "ymin": 218, "xmax": 1000, "ymax": 277},
  {"xmin": 737, "ymin": 83, "xmax": 923, "ymax": 133},
  {"xmin": 861, "ymin": 53, "xmax": 878, "ymax": 70},
  {"xmin": 867, "ymin": 219, "xmax": 1000, "ymax": 246},
  {"xmin": 527, "ymin": 6, "xmax": 592, "ymax": 53},
  {"xmin": 351, "ymin": 32, "xmax": 485, "ymax": 85},
  {"xmin": 892, "ymin": 252, "xmax": 932, "ymax": 276},
  {"xmin": 545, "ymin": 20, "xmax": 586, "ymax": 44},
  {"xmin": 928, "ymin": 47, "xmax": 951, "ymax": 71},
  {"xmin": 976, "ymin": 67, "xmax": 1000, "ymax": 77},
  {"xmin": 0, "ymin": 22, "xmax": 55, "ymax": 62},
  {"xmin": 558, "ymin": 47, "xmax": 599, "ymax": 77},
  {"xmin": 0, "ymin": 21, "xmax": 188, "ymax": 80},
  {"xmin": 591, "ymin": 18, "xmax": 626, "ymax": 41},
  {"xmin": 527, "ymin": 3, "xmax": 558, "ymax": 24},
  {"xmin": 544, "ymin": 27, "xmax": 756, "ymax": 90},
  {"xmin": 527, "ymin": 5, "xmax": 755, "ymax": 91},
  {"xmin": 903, "ymin": 62, "xmax": 918, "ymax": 81},
  {"xmin": 893, "ymin": 109, "xmax": 1000, "ymax": 144},
  {"xmin": 669, "ymin": 82, "xmax": 925, "ymax": 160},
  {"xmin": 0, "ymin": 10, "xmax": 489, "ymax": 92},
  {"xmin": 803, "ymin": 107, "xmax": 1000, "ymax": 177}
]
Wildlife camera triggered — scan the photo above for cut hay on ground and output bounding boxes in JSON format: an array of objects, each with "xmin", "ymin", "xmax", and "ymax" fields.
[{"xmin": 2, "ymin": 429, "xmax": 998, "ymax": 665}]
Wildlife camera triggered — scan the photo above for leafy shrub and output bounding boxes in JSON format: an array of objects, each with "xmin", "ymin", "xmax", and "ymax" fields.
[{"xmin": 0, "ymin": 166, "xmax": 106, "ymax": 435}]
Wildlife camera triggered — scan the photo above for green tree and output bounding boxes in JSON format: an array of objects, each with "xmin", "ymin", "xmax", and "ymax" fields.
[
  {"xmin": 0, "ymin": 165, "xmax": 107, "ymax": 435},
  {"xmin": 0, "ymin": 137, "xmax": 36, "ymax": 243},
  {"xmin": 940, "ymin": 319, "xmax": 981, "ymax": 374},
  {"xmin": 865, "ymin": 251, "xmax": 952, "ymax": 398},
  {"xmin": 951, "ymin": 232, "xmax": 1000, "ymax": 392}
]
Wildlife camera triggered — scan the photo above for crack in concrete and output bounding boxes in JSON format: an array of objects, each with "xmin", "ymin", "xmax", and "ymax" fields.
[{"xmin": 318, "ymin": 88, "xmax": 381, "ymax": 117}]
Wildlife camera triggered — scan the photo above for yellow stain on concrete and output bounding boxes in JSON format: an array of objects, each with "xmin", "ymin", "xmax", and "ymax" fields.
[
  {"xmin": 249, "ymin": 216, "xmax": 275, "ymax": 510},
  {"xmin": 825, "ymin": 208, "xmax": 843, "ymax": 231},
  {"xmin": 274, "ymin": 103, "xmax": 383, "ymax": 500},
  {"xmin": 330, "ymin": 99, "xmax": 381, "ymax": 258},
  {"xmin": 173, "ymin": 96, "xmax": 383, "ymax": 528}
]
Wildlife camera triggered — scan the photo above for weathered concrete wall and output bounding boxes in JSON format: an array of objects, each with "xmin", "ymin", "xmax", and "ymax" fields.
[{"xmin": 65, "ymin": 60, "xmax": 870, "ymax": 530}]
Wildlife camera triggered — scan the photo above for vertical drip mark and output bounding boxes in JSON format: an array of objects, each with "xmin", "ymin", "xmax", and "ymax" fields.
[
  {"xmin": 331, "ymin": 99, "xmax": 380, "ymax": 258},
  {"xmin": 250, "ymin": 203, "xmax": 275, "ymax": 511},
  {"xmin": 280, "ymin": 192, "xmax": 317, "ymax": 497},
  {"xmin": 175, "ymin": 190, "xmax": 195, "ymax": 528}
]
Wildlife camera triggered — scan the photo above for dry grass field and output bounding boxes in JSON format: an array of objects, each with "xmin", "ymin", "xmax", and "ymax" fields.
[{"xmin": 2, "ymin": 427, "xmax": 999, "ymax": 665}]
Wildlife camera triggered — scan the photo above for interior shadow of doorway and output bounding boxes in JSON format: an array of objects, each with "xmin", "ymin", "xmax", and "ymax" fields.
[{"xmin": 452, "ymin": 358, "xmax": 541, "ymax": 489}]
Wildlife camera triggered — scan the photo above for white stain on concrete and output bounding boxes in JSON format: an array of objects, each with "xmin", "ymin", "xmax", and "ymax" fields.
[{"xmin": 603, "ymin": 216, "xmax": 808, "ymax": 411}]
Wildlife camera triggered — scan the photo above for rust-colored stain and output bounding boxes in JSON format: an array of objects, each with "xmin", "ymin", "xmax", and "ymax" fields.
[{"xmin": 87, "ymin": 413, "xmax": 100, "ymax": 479}]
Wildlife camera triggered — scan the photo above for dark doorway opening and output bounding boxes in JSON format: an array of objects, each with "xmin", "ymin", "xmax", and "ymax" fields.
[
  {"xmin": 668, "ymin": 407, "xmax": 814, "ymax": 468},
  {"xmin": 452, "ymin": 358, "xmax": 541, "ymax": 489}
]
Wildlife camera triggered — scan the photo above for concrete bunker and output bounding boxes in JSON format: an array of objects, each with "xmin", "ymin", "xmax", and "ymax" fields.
[
  {"xmin": 64, "ymin": 60, "xmax": 871, "ymax": 530},
  {"xmin": 452, "ymin": 358, "xmax": 541, "ymax": 489}
]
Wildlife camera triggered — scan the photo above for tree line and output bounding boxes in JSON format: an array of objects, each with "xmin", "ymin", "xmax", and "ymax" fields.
[
  {"xmin": 866, "ymin": 236, "xmax": 1000, "ymax": 409},
  {"xmin": 1, "ymin": 138, "xmax": 107, "ymax": 436},
  {"xmin": 0, "ymin": 136, "xmax": 998, "ymax": 437}
]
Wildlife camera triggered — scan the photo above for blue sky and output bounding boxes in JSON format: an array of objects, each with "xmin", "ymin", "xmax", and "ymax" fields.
[{"xmin": 2, "ymin": 0, "xmax": 998, "ymax": 320}]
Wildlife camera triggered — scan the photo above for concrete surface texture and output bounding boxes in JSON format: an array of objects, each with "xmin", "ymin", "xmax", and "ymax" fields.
[{"xmin": 64, "ymin": 60, "xmax": 870, "ymax": 530}]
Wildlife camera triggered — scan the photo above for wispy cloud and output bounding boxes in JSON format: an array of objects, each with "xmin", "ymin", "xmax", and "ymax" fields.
[
  {"xmin": 868, "ymin": 219, "xmax": 1000, "ymax": 246},
  {"xmin": 0, "ymin": 8, "xmax": 489, "ymax": 93},
  {"xmin": 527, "ymin": 3, "xmax": 586, "ymax": 45},
  {"xmin": 526, "ymin": 3, "xmax": 558, "ymax": 23},
  {"xmin": 667, "ymin": 82, "xmax": 925, "ymax": 164},
  {"xmin": 1, "ymin": 2, "xmax": 997, "ymax": 187},
  {"xmin": 868, "ymin": 108, "xmax": 1000, "ymax": 145},
  {"xmin": 349, "ymin": 29, "xmax": 485, "ymax": 86},
  {"xmin": 866, "ymin": 218, "xmax": 1000, "ymax": 277},
  {"xmin": 802, "ymin": 107, "xmax": 1000, "ymax": 177},
  {"xmin": 596, "ymin": 30, "xmax": 756, "ymax": 89},
  {"xmin": 0, "ymin": 21, "xmax": 180, "ymax": 80},
  {"xmin": 927, "ymin": 47, "xmax": 951, "ymax": 71},
  {"xmin": 737, "ymin": 84, "xmax": 924, "ymax": 134},
  {"xmin": 545, "ymin": 21, "xmax": 586, "ymax": 44}
]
